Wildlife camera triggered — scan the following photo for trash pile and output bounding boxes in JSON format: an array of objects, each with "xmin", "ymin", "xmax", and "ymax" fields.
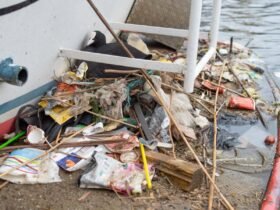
[{"xmin": 0, "ymin": 32, "xmax": 275, "ymax": 208}]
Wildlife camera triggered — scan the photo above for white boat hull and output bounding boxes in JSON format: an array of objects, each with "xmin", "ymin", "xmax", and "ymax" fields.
[{"xmin": 0, "ymin": 0, "xmax": 134, "ymax": 137}]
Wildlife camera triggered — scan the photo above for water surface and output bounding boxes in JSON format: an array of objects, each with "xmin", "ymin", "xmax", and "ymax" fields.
[{"xmin": 202, "ymin": 0, "xmax": 280, "ymax": 74}]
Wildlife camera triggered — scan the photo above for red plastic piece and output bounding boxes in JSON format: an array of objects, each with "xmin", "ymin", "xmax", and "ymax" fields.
[
  {"xmin": 228, "ymin": 96, "xmax": 255, "ymax": 111},
  {"xmin": 56, "ymin": 82, "xmax": 77, "ymax": 93},
  {"xmin": 265, "ymin": 136, "xmax": 276, "ymax": 146},
  {"xmin": 201, "ymin": 80, "xmax": 225, "ymax": 94}
]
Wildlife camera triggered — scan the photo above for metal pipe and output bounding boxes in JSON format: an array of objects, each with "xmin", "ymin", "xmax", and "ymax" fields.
[
  {"xmin": 210, "ymin": 0, "xmax": 222, "ymax": 49},
  {"xmin": 195, "ymin": 47, "xmax": 216, "ymax": 77},
  {"xmin": 0, "ymin": 58, "xmax": 28, "ymax": 86},
  {"xmin": 184, "ymin": 0, "xmax": 202, "ymax": 93}
]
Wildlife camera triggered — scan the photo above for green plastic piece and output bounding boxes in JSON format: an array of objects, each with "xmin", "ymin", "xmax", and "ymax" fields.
[{"xmin": 0, "ymin": 131, "xmax": 26, "ymax": 150}]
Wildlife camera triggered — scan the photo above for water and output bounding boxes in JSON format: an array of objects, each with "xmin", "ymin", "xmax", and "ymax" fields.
[
  {"xmin": 202, "ymin": 0, "xmax": 280, "ymax": 74},
  {"xmin": 202, "ymin": 0, "xmax": 280, "ymax": 137}
]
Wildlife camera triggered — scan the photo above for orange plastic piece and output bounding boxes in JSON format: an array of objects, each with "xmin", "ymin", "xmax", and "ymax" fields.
[{"xmin": 228, "ymin": 96, "xmax": 255, "ymax": 110}]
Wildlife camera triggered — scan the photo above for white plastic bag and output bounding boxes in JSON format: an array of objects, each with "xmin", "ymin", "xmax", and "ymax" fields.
[{"xmin": 0, "ymin": 148, "xmax": 61, "ymax": 184}]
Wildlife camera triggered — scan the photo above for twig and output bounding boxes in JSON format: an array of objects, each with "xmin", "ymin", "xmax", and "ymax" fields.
[
  {"xmin": 193, "ymin": 98, "xmax": 214, "ymax": 115},
  {"xmin": 216, "ymin": 100, "xmax": 226, "ymax": 115},
  {"xmin": 55, "ymin": 128, "xmax": 62, "ymax": 144},
  {"xmin": 85, "ymin": 2, "xmax": 234, "ymax": 209},
  {"xmin": 208, "ymin": 60, "xmax": 226, "ymax": 210},
  {"xmin": 104, "ymin": 69, "xmax": 140, "ymax": 74},
  {"xmin": 112, "ymin": 187, "xmax": 127, "ymax": 206},
  {"xmin": 78, "ymin": 191, "xmax": 92, "ymax": 201},
  {"xmin": 169, "ymin": 91, "xmax": 177, "ymax": 159},
  {"xmin": 202, "ymin": 137, "xmax": 209, "ymax": 187},
  {"xmin": 0, "ymin": 181, "xmax": 9, "ymax": 190},
  {"xmin": 0, "ymin": 139, "xmax": 125, "ymax": 153}
]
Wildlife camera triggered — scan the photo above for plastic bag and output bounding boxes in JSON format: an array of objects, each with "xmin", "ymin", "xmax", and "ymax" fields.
[{"xmin": 0, "ymin": 148, "xmax": 61, "ymax": 184}]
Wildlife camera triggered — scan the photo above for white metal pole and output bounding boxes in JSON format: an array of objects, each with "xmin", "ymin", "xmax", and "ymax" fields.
[
  {"xmin": 210, "ymin": 0, "xmax": 222, "ymax": 49},
  {"xmin": 184, "ymin": 0, "xmax": 203, "ymax": 93}
]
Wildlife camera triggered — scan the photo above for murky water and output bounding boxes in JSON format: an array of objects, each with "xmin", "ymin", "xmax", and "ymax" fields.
[
  {"xmin": 202, "ymin": 0, "xmax": 280, "ymax": 74},
  {"xmin": 202, "ymin": 0, "xmax": 280, "ymax": 136}
]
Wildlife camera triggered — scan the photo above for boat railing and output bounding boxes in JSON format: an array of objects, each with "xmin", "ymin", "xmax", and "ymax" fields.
[{"xmin": 59, "ymin": 0, "xmax": 222, "ymax": 93}]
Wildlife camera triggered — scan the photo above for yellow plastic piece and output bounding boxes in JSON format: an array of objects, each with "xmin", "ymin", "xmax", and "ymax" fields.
[
  {"xmin": 49, "ymin": 106, "xmax": 73, "ymax": 125},
  {"xmin": 140, "ymin": 143, "xmax": 152, "ymax": 190}
]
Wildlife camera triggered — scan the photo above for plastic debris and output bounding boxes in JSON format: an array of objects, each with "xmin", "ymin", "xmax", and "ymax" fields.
[
  {"xmin": 120, "ymin": 151, "xmax": 139, "ymax": 163},
  {"xmin": 0, "ymin": 148, "xmax": 61, "ymax": 184},
  {"xmin": 51, "ymin": 146, "xmax": 96, "ymax": 172},
  {"xmin": 148, "ymin": 106, "xmax": 171, "ymax": 143},
  {"xmin": 82, "ymin": 122, "xmax": 104, "ymax": 136},
  {"xmin": 0, "ymin": 29, "xmax": 274, "ymax": 210},
  {"xmin": 104, "ymin": 132, "xmax": 139, "ymax": 153},
  {"xmin": 79, "ymin": 152, "xmax": 154, "ymax": 194},
  {"xmin": 94, "ymin": 79, "xmax": 127, "ymax": 119},
  {"xmin": 202, "ymin": 80, "xmax": 225, "ymax": 94},
  {"xmin": 26, "ymin": 125, "xmax": 46, "ymax": 144},
  {"xmin": 127, "ymin": 33, "xmax": 150, "ymax": 55},
  {"xmin": 228, "ymin": 96, "xmax": 255, "ymax": 110},
  {"xmin": 207, "ymin": 126, "xmax": 240, "ymax": 150}
]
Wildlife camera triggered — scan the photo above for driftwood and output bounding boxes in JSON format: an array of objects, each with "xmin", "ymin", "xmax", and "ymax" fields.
[{"xmin": 145, "ymin": 151, "xmax": 203, "ymax": 191}]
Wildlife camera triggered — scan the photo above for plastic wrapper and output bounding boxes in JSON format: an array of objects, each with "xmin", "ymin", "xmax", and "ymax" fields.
[
  {"xmin": 51, "ymin": 146, "xmax": 96, "ymax": 172},
  {"xmin": 148, "ymin": 106, "xmax": 171, "ymax": 143},
  {"xmin": 79, "ymin": 152, "xmax": 154, "ymax": 194}
]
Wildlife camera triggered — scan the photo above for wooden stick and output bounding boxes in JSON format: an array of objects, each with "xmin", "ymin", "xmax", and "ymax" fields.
[
  {"xmin": 104, "ymin": 69, "xmax": 140, "ymax": 74},
  {"xmin": 216, "ymin": 100, "xmax": 226, "ymax": 116},
  {"xmin": 169, "ymin": 91, "xmax": 177, "ymax": 159},
  {"xmin": 0, "ymin": 181, "xmax": 9, "ymax": 190},
  {"xmin": 208, "ymin": 61, "xmax": 226, "ymax": 210},
  {"xmin": 84, "ymin": 2, "xmax": 234, "ymax": 209},
  {"xmin": 0, "ymin": 139, "xmax": 125, "ymax": 153},
  {"xmin": 55, "ymin": 128, "xmax": 62, "ymax": 144},
  {"xmin": 78, "ymin": 191, "xmax": 92, "ymax": 201},
  {"xmin": 193, "ymin": 98, "xmax": 214, "ymax": 115}
]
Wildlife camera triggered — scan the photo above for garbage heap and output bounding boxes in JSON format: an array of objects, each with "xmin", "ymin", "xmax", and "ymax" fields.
[{"xmin": 0, "ymin": 33, "xmax": 273, "ymax": 208}]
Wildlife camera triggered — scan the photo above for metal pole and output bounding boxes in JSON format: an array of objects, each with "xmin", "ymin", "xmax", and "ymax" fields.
[
  {"xmin": 210, "ymin": 0, "xmax": 222, "ymax": 49},
  {"xmin": 184, "ymin": 0, "xmax": 202, "ymax": 93}
]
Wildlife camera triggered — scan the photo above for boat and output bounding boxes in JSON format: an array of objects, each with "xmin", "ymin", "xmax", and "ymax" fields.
[{"xmin": 0, "ymin": 0, "xmax": 135, "ymax": 138}]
